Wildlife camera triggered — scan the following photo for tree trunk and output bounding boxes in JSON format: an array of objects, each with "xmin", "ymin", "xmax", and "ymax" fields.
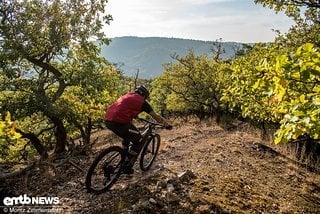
[
  {"xmin": 16, "ymin": 129, "xmax": 48, "ymax": 160},
  {"xmin": 77, "ymin": 118, "xmax": 92, "ymax": 145},
  {"xmin": 305, "ymin": 137, "xmax": 320, "ymax": 164},
  {"xmin": 296, "ymin": 141, "xmax": 304, "ymax": 161},
  {"xmin": 84, "ymin": 118, "xmax": 92, "ymax": 145},
  {"xmin": 215, "ymin": 107, "xmax": 221, "ymax": 124},
  {"xmin": 48, "ymin": 115, "xmax": 67, "ymax": 154}
]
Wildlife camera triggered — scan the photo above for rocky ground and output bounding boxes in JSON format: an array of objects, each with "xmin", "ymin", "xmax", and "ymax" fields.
[{"xmin": 3, "ymin": 118, "xmax": 320, "ymax": 213}]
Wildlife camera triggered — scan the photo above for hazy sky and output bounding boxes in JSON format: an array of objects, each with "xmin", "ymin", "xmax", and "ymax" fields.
[{"xmin": 104, "ymin": 0, "xmax": 294, "ymax": 43}]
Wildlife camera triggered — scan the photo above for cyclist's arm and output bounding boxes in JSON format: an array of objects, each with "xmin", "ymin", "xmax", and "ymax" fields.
[
  {"xmin": 142, "ymin": 101, "xmax": 171, "ymax": 127},
  {"xmin": 149, "ymin": 111, "xmax": 170, "ymax": 127}
]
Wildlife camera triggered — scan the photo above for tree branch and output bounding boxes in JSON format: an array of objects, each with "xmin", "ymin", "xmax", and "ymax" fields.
[
  {"xmin": 0, "ymin": 161, "xmax": 37, "ymax": 181},
  {"xmin": 16, "ymin": 129, "xmax": 48, "ymax": 160},
  {"xmin": 24, "ymin": 55, "xmax": 66, "ymax": 102}
]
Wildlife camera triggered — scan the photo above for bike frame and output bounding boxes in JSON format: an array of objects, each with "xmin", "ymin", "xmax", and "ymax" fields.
[
  {"xmin": 137, "ymin": 118, "xmax": 162, "ymax": 149},
  {"xmin": 85, "ymin": 117, "xmax": 167, "ymax": 193}
]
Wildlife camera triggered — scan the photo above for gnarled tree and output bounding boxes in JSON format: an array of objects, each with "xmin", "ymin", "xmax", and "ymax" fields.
[{"xmin": 0, "ymin": 0, "xmax": 118, "ymax": 158}]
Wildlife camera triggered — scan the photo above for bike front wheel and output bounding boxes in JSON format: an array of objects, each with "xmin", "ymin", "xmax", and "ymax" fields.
[
  {"xmin": 85, "ymin": 146, "xmax": 125, "ymax": 194},
  {"xmin": 139, "ymin": 134, "xmax": 160, "ymax": 171}
]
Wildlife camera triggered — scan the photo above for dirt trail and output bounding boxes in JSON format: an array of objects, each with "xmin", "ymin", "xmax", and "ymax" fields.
[{"xmin": 6, "ymin": 119, "xmax": 320, "ymax": 213}]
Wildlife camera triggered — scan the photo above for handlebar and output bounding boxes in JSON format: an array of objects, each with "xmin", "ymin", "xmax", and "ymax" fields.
[{"xmin": 136, "ymin": 117, "xmax": 173, "ymax": 130}]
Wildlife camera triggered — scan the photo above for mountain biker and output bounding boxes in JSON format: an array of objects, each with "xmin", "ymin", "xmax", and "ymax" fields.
[{"xmin": 104, "ymin": 85, "xmax": 172, "ymax": 174}]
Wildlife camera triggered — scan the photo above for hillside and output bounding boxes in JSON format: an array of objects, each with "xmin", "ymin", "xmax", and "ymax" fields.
[
  {"xmin": 5, "ymin": 119, "xmax": 320, "ymax": 213},
  {"xmin": 101, "ymin": 37, "xmax": 243, "ymax": 78}
]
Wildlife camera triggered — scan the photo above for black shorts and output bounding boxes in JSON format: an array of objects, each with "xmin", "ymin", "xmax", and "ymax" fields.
[{"xmin": 105, "ymin": 121, "xmax": 142, "ymax": 152}]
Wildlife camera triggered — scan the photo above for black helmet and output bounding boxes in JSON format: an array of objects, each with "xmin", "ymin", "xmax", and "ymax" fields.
[{"xmin": 135, "ymin": 85, "xmax": 149, "ymax": 98}]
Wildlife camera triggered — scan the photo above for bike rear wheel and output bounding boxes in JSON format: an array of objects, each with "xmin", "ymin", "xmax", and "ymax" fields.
[
  {"xmin": 139, "ymin": 134, "xmax": 160, "ymax": 171},
  {"xmin": 85, "ymin": 146, "xmax": 125, "ymax": 194}
]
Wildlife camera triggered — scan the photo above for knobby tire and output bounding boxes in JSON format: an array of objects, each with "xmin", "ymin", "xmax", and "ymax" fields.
[
  {"xmin": 85, "ymin": 146, "xmax": 125, "ymax": 194},
  {"xmin": 139, "ymin": 134, "xmax": 160, "ymax": 171}
]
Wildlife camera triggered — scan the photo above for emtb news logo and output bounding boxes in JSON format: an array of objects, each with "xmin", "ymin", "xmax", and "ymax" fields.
[{"xmin": 3, "ymin": 194, "xmax": 60, "ymax": 206}]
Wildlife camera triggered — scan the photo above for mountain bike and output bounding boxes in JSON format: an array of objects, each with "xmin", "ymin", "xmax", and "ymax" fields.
[{"xmin": 85, "ymin": 118, "xmax": 172, "ymax": 194}]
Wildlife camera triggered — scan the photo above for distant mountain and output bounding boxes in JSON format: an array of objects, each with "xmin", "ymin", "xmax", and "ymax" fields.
[{"xmin": 101, "ymin": 36, "xmax": 243, "ymax": 79}]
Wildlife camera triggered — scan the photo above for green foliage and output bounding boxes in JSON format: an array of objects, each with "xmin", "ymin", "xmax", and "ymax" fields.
[
  {"xmin": 220, "ymin": 43, "xmax": 320, "ymax": 144},
  {"xmin": 221, "ymin": 43, "xmax": 280, "ymax": 122},
  {"xmin": 150, "ymin": 0, "xmax": 320, "ymax": 147},
  {"xmin": 0, "ymin": 0, "xmax": 318, "ymax": 163},
  {"xmin": 0, "ymin": 112, "xmax": 21, "ymax": 151},
  {"xmin": 0, "ymin": 0, "xmax": 120, "ymax": 159},
  {"xmin": 150, "ymin": 14, "xmax": 319, "ymax": 146},
  {"xmin": 247, "ymin": 0, "xmax": 320, "ymax": 143},
  {"xmin": 264, "ymin": 43, "xmax": 320, "ymax": 143},
  {"xmin": 151, "ymin": 51, "xmax": 229, "ymax": 116},
  {"xmin": 0, "ymin": 112, "xmax": 29, "ymax": 162}
]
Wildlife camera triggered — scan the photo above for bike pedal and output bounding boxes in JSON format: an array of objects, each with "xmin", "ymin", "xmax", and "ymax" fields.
[{"xmin": 128, "ymin": 150, "xmax": 138, "ymax": 156}]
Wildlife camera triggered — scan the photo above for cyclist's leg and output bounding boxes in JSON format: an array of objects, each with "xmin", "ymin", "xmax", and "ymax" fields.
[
  {"xmin": 122, "ymin": 139, "xmax": 130, "ymax": 151},
  {"xmin": 126, "ymin": 123, "xmax": 143, "ymax": 154},
  {"xmin": 121, "ymin": 123, "xmax": 143, "ymax": 172},
  {"xmin": 105, "ymin": 121, "xmax": 141, "ymax": 173},
  {"xmin": 105, "ymin": 121, "xmax": 141, "ymax": 152}
]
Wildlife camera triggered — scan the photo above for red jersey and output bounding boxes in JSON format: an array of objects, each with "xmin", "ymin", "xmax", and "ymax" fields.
[{"xmin": 105, "ymin": 93, "xmax": 147, "ymax": 123}]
